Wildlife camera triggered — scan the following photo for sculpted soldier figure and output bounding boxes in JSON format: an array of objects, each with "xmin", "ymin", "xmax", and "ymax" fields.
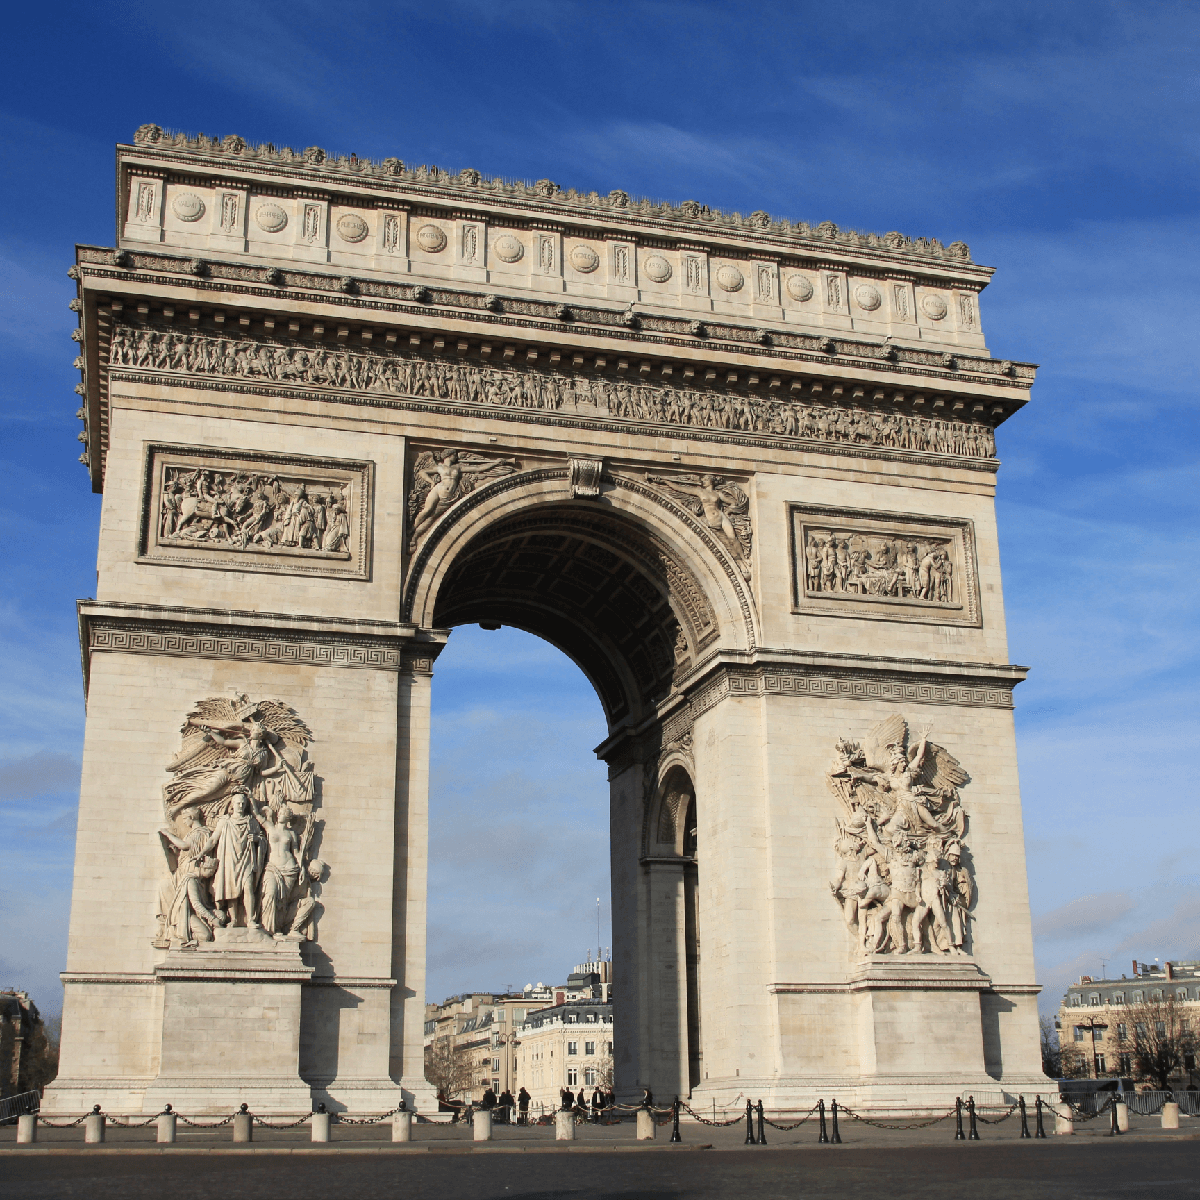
[
  {"xmin": 155, "ymin": 809, "xmax": 223, "ymax": 948},
  {"xmin": 942, "ymin": 842, "xmax": 973, "ymax": 953},
  {"xmin": 211, "ymin": 791, "xmax": 265, "ymax": 928}
]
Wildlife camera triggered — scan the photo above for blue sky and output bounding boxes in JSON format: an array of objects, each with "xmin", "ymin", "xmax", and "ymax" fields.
[{"xmin": 1, "ymin": 1, "xmax": 1197, "ymax": 1014}]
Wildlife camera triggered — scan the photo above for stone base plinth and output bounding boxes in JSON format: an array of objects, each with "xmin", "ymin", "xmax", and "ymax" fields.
[{"xmin": 140, "ymin": 939, "xmax": 314, "ymax": 1116}]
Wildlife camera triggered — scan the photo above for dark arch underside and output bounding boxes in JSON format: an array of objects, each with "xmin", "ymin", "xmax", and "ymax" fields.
[{"xmin": 431, "ymin": 504, "xmax": 713, "ymax": 728}]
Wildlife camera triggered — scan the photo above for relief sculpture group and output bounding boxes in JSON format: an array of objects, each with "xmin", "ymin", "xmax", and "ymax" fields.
[
  {"xmin": 827, "ymin": 715, "xmax": 974, "ymax": 957},
  {"xmin": 154, "ymin": 695, "xmax": 326, "ymax": 950},
  {"xmin": 804, "ymin": 529, "xmax": 955, "ymax": 603},
  {"xmin": 110, "ymin": 325, "xmax": 998, "ymax": 460},
  {"xmin": 158, "ymin": 465, "xmax": 352, "ymax": 557}
]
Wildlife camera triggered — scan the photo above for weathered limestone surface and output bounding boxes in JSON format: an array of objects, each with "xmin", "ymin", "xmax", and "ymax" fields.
[{"xmin": 48, "ymin": 127, "xmax": 1042, "ymax": 1115}]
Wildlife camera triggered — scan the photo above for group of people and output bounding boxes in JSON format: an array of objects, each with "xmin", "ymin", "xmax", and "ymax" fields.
[
  {"xmin": 559, "ymin": 1086, "xmax": 617, "ymax": 1122},
  {"xmin": 805, "ymin": 532, "xmax": 955, "ymax": 603},
  {"xmin": 159, "ymin": 466, "xmax": 351, "ymax": 556},
  {"xmin": 112, "ymin": 324, "xmax": 999, "ymax": 461}
]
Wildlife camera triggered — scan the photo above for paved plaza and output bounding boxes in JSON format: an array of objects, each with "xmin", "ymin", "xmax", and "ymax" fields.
[{"xmin": 2, "ymin": 1112, "xmax": 1197, "ymax": 1199}]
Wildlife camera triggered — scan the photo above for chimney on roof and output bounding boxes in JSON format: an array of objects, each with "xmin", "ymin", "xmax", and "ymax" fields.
[
  {"xmin": 1133, "ymin": 959, "xmax": 1139, "ymax": 976},
  {"xmin": 1167, "ymin": 962, "xmax": 1174, "ymax": 980}
]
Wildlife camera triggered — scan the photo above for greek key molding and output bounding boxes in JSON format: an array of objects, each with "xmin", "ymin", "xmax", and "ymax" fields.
[
  {"xmin": 686, "ymin": 660, "xmax": 1021, "ymax": 719},
  {"xmin": 79, "ymin": 603, "xmax": 439, "ymax": 694}
]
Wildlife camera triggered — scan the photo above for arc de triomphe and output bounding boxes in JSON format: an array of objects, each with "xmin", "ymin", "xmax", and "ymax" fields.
[{"xmin": 46, "ymin": 125, "xmax": 1043, "ymax": 1115}]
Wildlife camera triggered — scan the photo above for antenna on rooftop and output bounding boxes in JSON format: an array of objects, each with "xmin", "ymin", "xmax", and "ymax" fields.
[{"xmin": 596, "ymin": 897, "xmax": 601, "ymax": 964}]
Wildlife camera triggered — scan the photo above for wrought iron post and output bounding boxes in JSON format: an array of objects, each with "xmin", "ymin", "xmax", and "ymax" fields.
[
  {"xmin": 744, "ymin": 1098, "xmax": 756, "ymax": 1144},
  {"xmin": 968, "ymin": 1095, "xmax": 979, "ymax": 1141},
  {"xmin": 1109, "ymin": 1096, "xmax": 1121, "ymax": 1136},
  {"xmin": 756, "ymin": 1099, "xmax": 766, "ymax": 1145},
  {"xmin": 955, "ymin": 1097, "xmax": 965, "ymax": 1140},
  {"xmin": 818, "ymin": 1099, "xmax": 828, "ymax": 1144},
  {"xmin": 830, "ymin": 1098, "xmax": 841, "ymax": 1144},
  {"xmin": 1019, "ymin": 1095, "xmax": 1030, "ymax": 1139},
  {"xmin": 1035, "ymin": 1096, "xmax": 1046, "ymax": 1138},
  {"xmin": 671, "ymin": 1097, "xmax": 682, "ymax": 1143}
]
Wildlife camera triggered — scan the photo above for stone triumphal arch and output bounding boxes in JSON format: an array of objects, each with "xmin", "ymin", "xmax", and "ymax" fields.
[{"xmin": 47, "ymin": 125, "xmax": 1044, "ymax": 1116}]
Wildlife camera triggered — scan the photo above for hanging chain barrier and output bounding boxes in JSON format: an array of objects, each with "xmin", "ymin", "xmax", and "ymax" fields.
[
  {"xmin": 761, "ymin": 1103, "xmax": 821, "ymax": 1131},
  {"xmin": 678, "ymin": 1102, "xmax": 746, "ymax": 1128},
  {"xmin": 835, "ymin": 1103, "xmax": 958, "ymax": 1130},
  {"xmin": 251, "ymin": 1113, "xmax": 314, "ymax": 1129},
  {"xmin": 335, "ymin": 1104, "xmax": 407, "ymax": 1126},
  {"xmin": 1060, "ymin": 1094, "xmax": 1117, "ymax": 1122}
]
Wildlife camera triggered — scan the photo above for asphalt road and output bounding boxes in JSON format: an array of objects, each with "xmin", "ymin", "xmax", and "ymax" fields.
[{"xmin": 3, "ymin": 1140, "xmax": 1199, "ymax": 1200}]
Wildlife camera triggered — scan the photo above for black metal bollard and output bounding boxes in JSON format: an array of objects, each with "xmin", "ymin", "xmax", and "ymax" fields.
[
  {"xmin": 1109, "ymin": 1097, "xmax": 1121, "ymax": 1136},
  {"xmin": 818, "ymin": 1099, "xmax": 829, "ymax": 1144},
  {"xmin": 756, "ymin": 1100, "xmax": 766, "ymax": 1146},
  {"xmin": 955, "ymin": 1097, "xmax": 965, "ymax": 1140},
  {"xmin": 671, "ymin": 1098, "xmax": 682, "ymax": 1143},
  {"xmin": 830, "ymin": 1099, "xmax": 841, "ymax": 1144},
  {"xmin": 744, "ymin": 1099, "xmax": 756, "ymax": 1144},
  {"xmin": 968, "ymin": 1096, "xmax": 979, "ymax": 1141},
  {"xmin": 1034, "ymin": 1096, "xmax": 1046, "ymax": 1139},
  {"xmin": 1019, "ymin": 1095, "xmax": 1030, "ymax": 1139}
]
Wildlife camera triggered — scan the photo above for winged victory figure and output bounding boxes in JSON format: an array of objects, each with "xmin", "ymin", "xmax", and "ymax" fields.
[
  {"xmin": 646, "ymin": 472, "xmax": 752, "ymax": 579},
  {"xmin": 407, "ymin": 449, "xmax": 520, "ymax": 550}
]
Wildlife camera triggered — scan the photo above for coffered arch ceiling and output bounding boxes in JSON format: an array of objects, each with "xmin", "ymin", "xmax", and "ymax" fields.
[{"xmin": 430, "ymin": 504, "xmax": 720, "ymax": 730}]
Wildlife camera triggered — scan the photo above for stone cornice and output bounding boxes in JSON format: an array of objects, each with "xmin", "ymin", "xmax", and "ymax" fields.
[
  {"xmin": 595, "ymin": 650, "xmax": 1026, "ymax": 768},
  {"xmin": 125, "ymin": 125, "xmax": 988, "ymax": 275},
  {"xmin": 77, "ymin": 600, "xmax": 448, "ymax": 697},
  {"xmin": 75, "ymin": 246, "xmax": 1034, "ymax": 388}
]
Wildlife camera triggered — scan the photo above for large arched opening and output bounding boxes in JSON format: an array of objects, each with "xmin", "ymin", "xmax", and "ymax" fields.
[{"xmin": 408, "ymin": 472, "xmax": 752, "ymax": 1100}]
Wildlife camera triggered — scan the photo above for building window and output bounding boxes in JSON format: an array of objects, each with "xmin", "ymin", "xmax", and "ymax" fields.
[
  {"xmin": 1117, "ymin": 1023, "xmax": 1127, "ymax": 1041},
  {"xmin": 1151, "ymin": 991, "xmax": 1163, "ymax": 1001},
  {"xmin": 1074, "ymin": 1027, "xmax": 1085, "ymax": 1042},
  {"xmin": 1119, "ymin": 1054, "xmax": 1132, "ymax": 1074},
  {"xmin": 1185, "ymin": 1054, "xmax": 1196, "ymax": 1072},
  {"xmin": 492, "ymin": 1057, "xmax": 500, "ymax": 1071},
  {"xmin": 567, "ymin": 1068, "xmax": 578, "ymax": 1086},
  {"xmin": 1156, "ymin": 1022, "xmax": 1167, "ymax": 1036},
  {"xmin": 584, "ymin": 1068, "xmax": 597, "ymax": 1086},
  {"xmin": 567, "ymin": 1042, "xmax": 578, "ymax": 1056},
  {"xmin": 1135, "ymin": 1023, "xmax": 1147, "ymax": 1039},
  {"xmin": 1095, "ymin": 1055, "xmax": 1106, "ymax": 1073},
  {"xmin": 1113, "ymin": 993, "xmax": 1124, "ymax": 1005},
  {"xmin": 1092, "ymin": 1028, "xmax": 1104, "ymax": 1042},
  {"xmin": 605, "ymin": 1041, "xmax": 612, "ymax": 1055},
  {"xmin": 514, "ymin": 1010, "xmax": 526, "ymax": 1022},
  {"xmin": 1178, "ymin": 990, "xmax": 1188, "ymax": 1002},
  {"xmin": 585, "ymin": 1041, "xmax": 596, "ymax": 1056},
  {"xmin": 1134, "ymin": 991, "xmax": 1144, "ymax": 1002},
  {"xmin": 1070, "ymin": 995, "xmax": 1082, "ymax": 1007},
  {"xmin": 1089, "ymin": 994, "xmax": 1100, "ymax": 1006}
]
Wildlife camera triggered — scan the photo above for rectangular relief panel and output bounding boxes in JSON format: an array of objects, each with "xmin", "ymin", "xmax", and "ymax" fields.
[
  {"xmin": 789, "ymin": 503, "xmax": 980, "ymax": 626},
  {"xmin": 137, "ymin": 443, "xmax": 374, "ymax": 579}
]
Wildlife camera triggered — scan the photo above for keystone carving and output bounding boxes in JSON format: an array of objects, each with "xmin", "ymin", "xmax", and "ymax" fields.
[{"xmin": 826, "ymin": 715, "xmax": 973, "ymax": 957}]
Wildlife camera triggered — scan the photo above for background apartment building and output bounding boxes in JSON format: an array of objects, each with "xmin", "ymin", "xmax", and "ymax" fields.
[
  {"xmin": 424, "ymin": 956, "xmax": 612, "ymax": 1104},
  {"xmin": 1056, "ymin": 960, "xmax": 1200, "ymax": 1085},
  {"xmin": 513, "ymin": 1000, "xmax": 614, "ymax": 1114}
]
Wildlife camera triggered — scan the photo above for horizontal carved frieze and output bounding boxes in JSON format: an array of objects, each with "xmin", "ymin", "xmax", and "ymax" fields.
[
  {"xmin": 790, "ymin": 504, "xmax": 981, "ymax": 627},
  {"xmin": 137, "ymin": 442, "xmax": 373, "ymax": 579},
  {"xmin": 109, "ymin": 325, "xmax": 998, "ymax": 464}
]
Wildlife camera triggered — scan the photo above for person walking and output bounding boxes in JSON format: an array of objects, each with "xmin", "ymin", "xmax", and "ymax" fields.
[
  {"xmin": 591, "ymin": 1085, "xmax": 604, "ymax": 1123},
  {"xmin": 517, "ymin": 1086, "xmax": 531, "ymax": 1126},
  {"xmin": 497, "ymin": 1088, "xmax": 515, "ymax": 1125}
]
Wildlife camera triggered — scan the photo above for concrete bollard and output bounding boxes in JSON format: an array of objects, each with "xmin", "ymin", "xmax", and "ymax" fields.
[
  {"xmin": 85, "ymin": 1109, "xmax": 106, "ymax": 1144},
  {"xmin": 1161, "ymin": 1101, "xmax": 1180, "ymax": 1129},
  {"xmin": 473, "ymin": 1109, "xmax": 492, "ymax": 1141},
  {"xmin": 555, "ymin": 1109, "xmax": 575, "ymax": 1141},
  {"xmin": 16, "ymin": 1114, "xmax": 37, "ymax": 1144},
  {"xmin": 233, "ymin": 1108, "xmax": 253, "ymax": 1143},
  {"xmin": 1115, "ymin": 1101, "xmax": 1129, "ymax": 1133},
  {"xmin": 157, "ymin": 1111, "xmax": 177, "ymax": 1144},
  {"xmin": 636, "ymin": 1108, "xmax": 656, "ymax": 1140},
  {"xmin": 312, "ymin": 1110, "xmax": 332, "ymax": 1142},
  {"xmin": 392, "ymin": 1110, "xmax": 412, "ymax": 1142},
  {"xmin": 1053, "ymin": 1101, "xmax": 1074, "ymax": 1136}
]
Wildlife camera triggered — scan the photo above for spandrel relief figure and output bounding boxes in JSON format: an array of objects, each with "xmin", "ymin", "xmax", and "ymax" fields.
[
  {"xmin": 155, "ymin": 695, "xmax": 325, "ymax": 947},
  {"xmin": 826, "ymin": 715, "xmax": 973, "ymax": 956},
  {"xmin": 646, "ymin": 472, "xmax": 752, "ymax": 579},
  {"xmin": 407, "ymin": 448, "xmax": 520, "ymax": 549}
]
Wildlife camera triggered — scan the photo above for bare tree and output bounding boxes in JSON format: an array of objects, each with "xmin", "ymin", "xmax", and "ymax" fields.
[
  {"xmin": 1116, "ymin": 996, "xmax": 1197, "ymax": 1091},
  {"xmin": 424, "ymin": 1037, "xmax": 474, "ymax": 1101},
  {"xmin": 1040, "ymin": 1015, "xmax": 1063, "ymax": 1078},
  {"xmin": 596, "ymin": 1051, "xmax": 615, "ymax": 1092}
]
